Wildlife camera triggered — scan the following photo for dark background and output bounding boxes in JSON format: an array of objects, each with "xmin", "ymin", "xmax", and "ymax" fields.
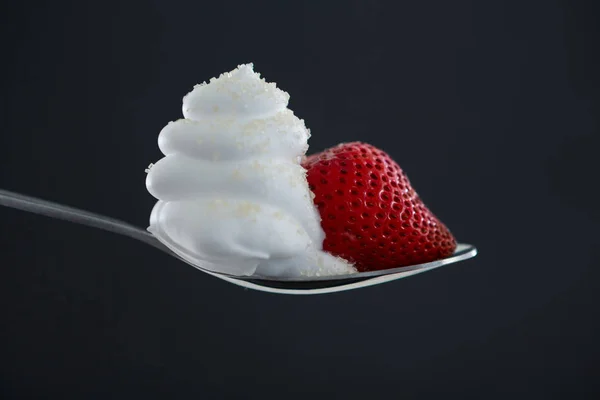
[{"xmin": 1, "ymin": 0, "xmax": 598, "ymax": 398}]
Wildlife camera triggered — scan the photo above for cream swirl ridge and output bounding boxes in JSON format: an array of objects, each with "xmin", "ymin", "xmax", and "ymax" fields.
[{"xmin": 146, "ymin": 64, "xmax": 356, "ymax": 277}]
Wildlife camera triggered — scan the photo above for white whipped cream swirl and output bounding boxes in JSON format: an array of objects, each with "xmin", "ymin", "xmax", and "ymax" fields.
[{"xmin": 146, "ymin": 64, "xmax": 356, "ymax": 277}]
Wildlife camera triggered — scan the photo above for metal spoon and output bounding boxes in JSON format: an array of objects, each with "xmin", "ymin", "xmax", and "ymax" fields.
[{"xmin": 0, "ymin": 189, "xmax": 477, "ymax": 295}]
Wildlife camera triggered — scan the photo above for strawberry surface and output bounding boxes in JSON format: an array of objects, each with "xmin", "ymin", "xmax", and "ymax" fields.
[{"xmin": 303, "ymin": 142, "xmax": 456, "ymax": 272}]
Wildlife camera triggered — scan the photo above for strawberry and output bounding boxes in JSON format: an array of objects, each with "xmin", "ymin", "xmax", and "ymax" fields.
[{"xmin": 303, "ymin": 142, "xmax": 456, "ymax": 272}]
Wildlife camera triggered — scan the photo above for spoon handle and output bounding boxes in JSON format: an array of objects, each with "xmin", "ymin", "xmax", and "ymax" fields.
[{"xmin": 0, "ymin": 188, "xmax": 166, "ymax": 251}]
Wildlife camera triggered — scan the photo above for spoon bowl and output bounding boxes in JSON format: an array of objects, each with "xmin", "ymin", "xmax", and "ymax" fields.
[{"xmin": 0, "ymin": 189, "xmax": 477, "ymax": 295}]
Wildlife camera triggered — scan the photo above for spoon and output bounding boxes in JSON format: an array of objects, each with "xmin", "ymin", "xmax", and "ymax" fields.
[{"xmin": 0, "ymin": 188, "xmax": 477, "ymax": 295}]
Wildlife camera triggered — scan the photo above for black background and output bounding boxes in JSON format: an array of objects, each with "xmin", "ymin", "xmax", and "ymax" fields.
[{"xmin": 1, "ymin": 0, "xmax": 599, "ymax": 398}]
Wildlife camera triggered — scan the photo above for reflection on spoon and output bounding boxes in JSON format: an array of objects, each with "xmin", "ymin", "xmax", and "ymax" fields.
[{"xmin": 0, "ymin": 189, "xmax": 477, "ymax": 295}]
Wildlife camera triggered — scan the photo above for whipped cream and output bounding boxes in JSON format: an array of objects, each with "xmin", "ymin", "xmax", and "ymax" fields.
[{"xmin": 146, "ymin": 64, "xmax": 356, "ymax": 278}]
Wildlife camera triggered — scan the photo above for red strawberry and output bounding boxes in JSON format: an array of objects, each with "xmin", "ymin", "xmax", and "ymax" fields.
[{"xmin": 303, "ymin": 142, "xmax": 456, "ymax": 272}]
